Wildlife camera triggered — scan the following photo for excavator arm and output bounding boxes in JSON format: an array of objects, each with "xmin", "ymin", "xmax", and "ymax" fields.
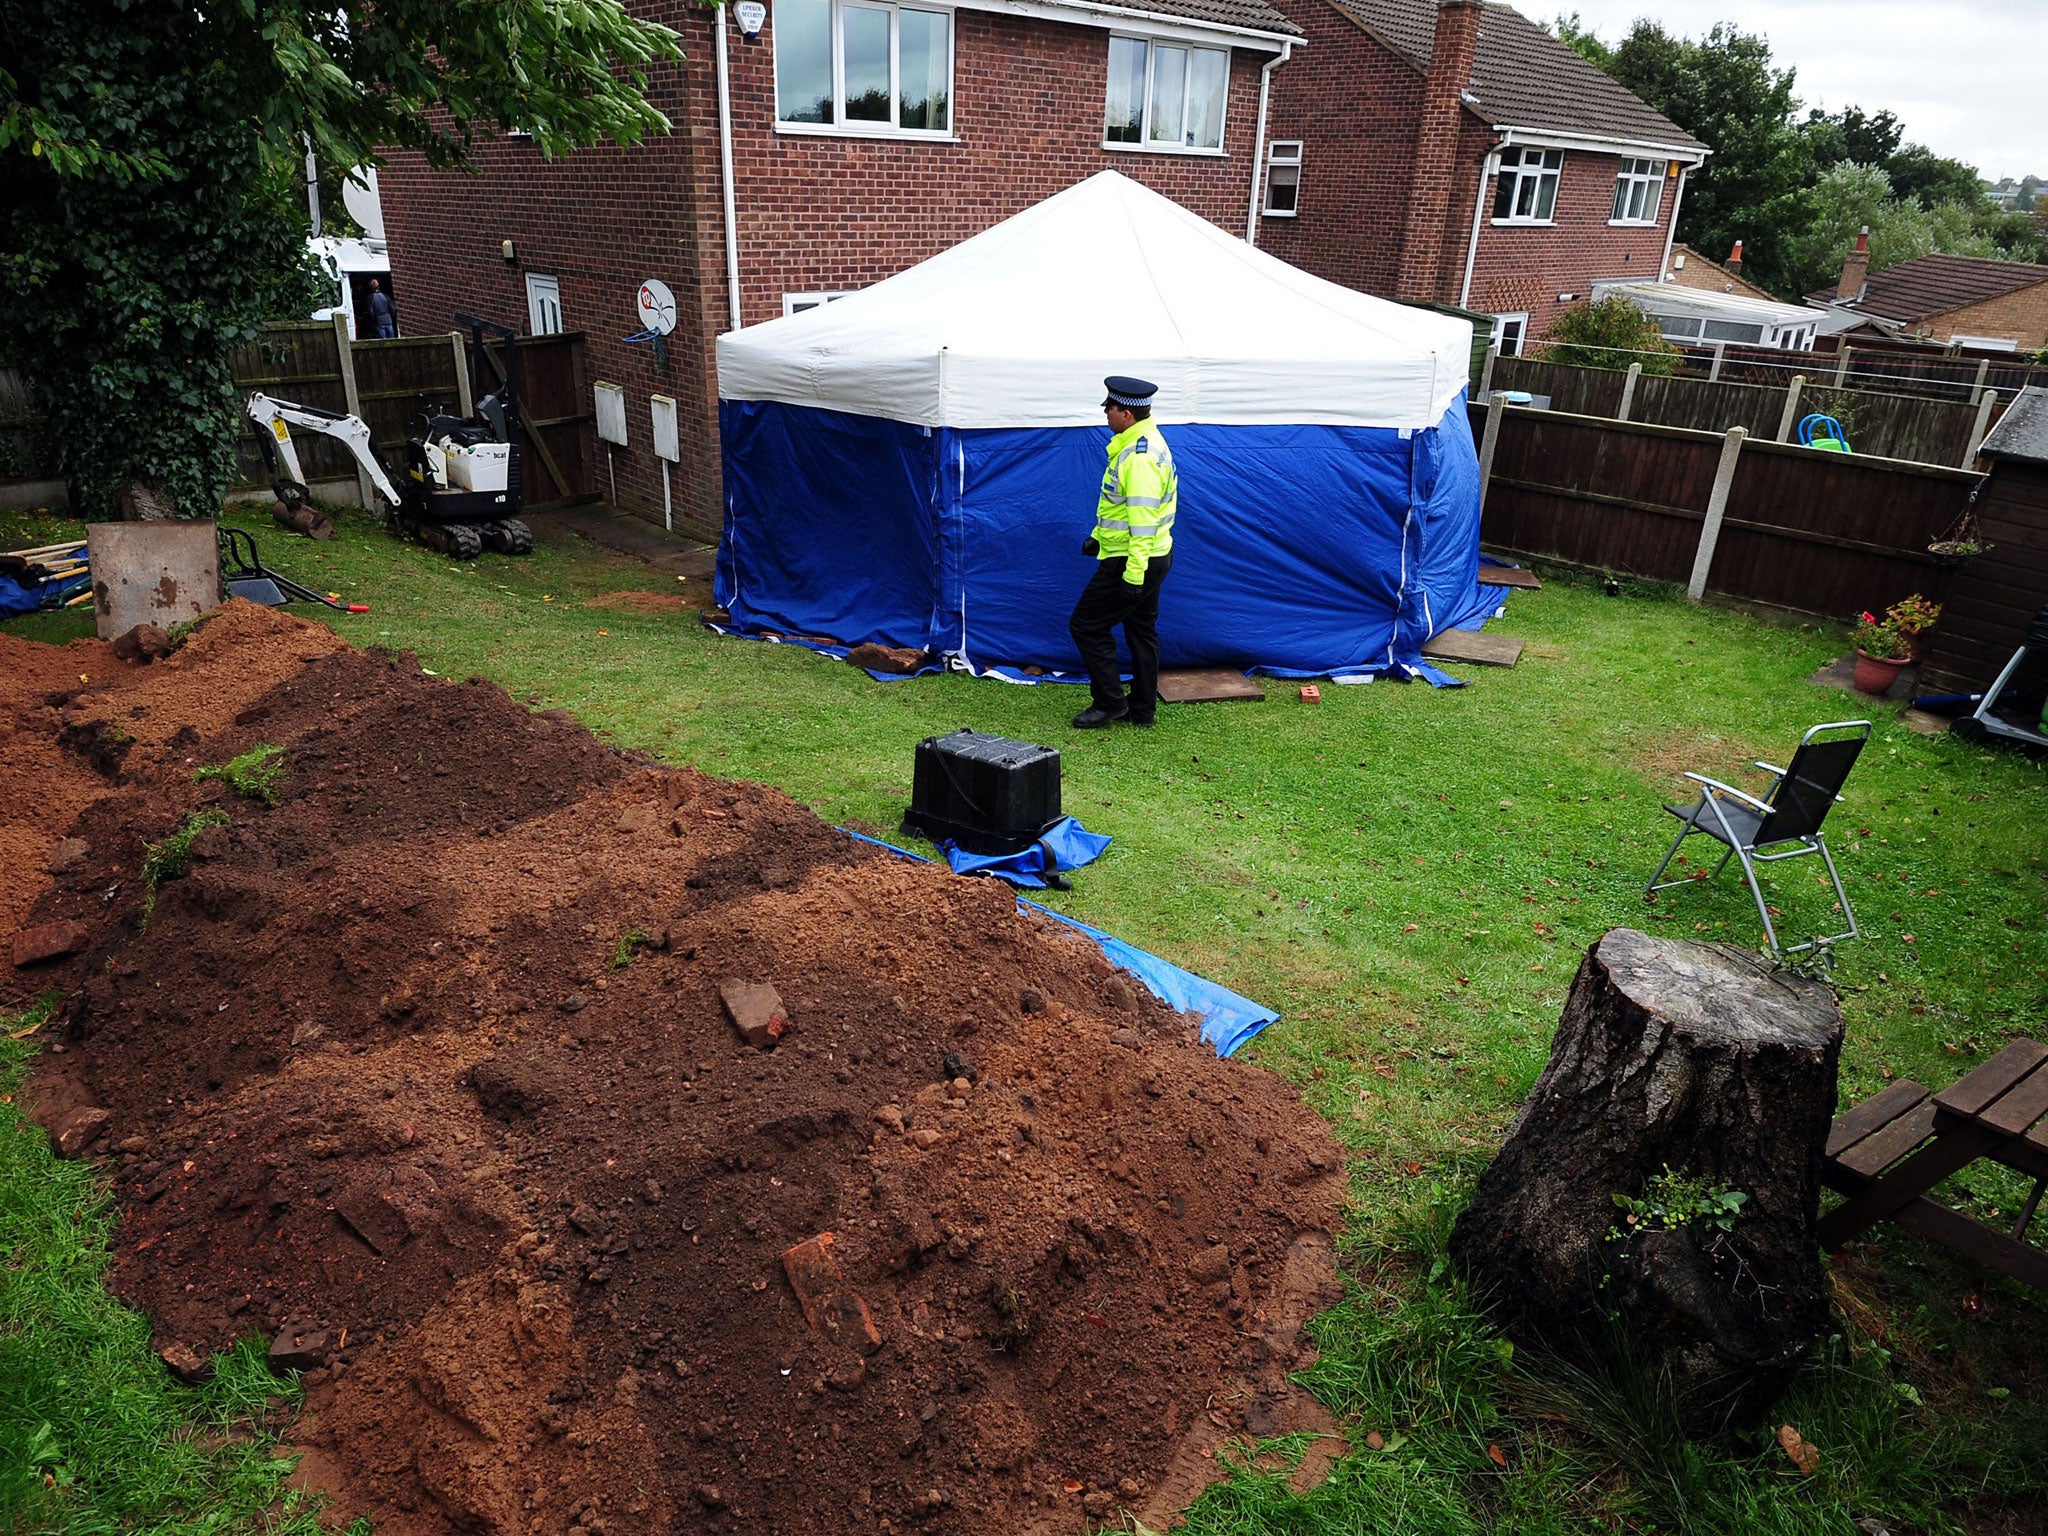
[{"xmin": 245, "ymin": 393, "xmax": 402, "ymax": 510}]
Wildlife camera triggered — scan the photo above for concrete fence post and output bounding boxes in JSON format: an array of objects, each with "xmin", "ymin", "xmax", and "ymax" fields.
[
  {"xmin": 1708, "ymin": 342, "xmax": 1726, "ymax": 384},
  {"xmin": 449, "ymin": 331, "xmax": 475, "ymax": 418},
  {"xmin": 1775, "ymin": 375, "xmax": 1806, "ymax": 443},
  {"xmin": 1687, "ymin": 426, "xmax": 1748, "ymax": 603},
  {"xmin": 1833, "ymin": 345, "xmax": 1851, "ymax": 388},
  {"xmin": 1479, "ymin": 341, "xmax": 1500, "ymax": 401},
  {"xmin": 331, "ymin": 313, "xmax": 372, "ymax": 510},
  {"xmin": 1963, "ymin": 389, "xmax": 1999, "ymax": 468},
  {"xmin": 1477, "ymin": 393, "xmax": 1506, "ymax": 512},
  {"xmin": 1616, "ymin": 361, "xmax": 1642, "ymax": 422},
  {"xmin": 1969, "ymin": 356, "xmax": 1991, "ymax": 406}
]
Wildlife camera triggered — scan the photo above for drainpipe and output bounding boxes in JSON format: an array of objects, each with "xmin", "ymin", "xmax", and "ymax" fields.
[
  {"xmin": 1455, "ymin": 136, "xmax": 1506, "ymax": 310},
  {"xmin": 1245, "ymin": 41, "xmax": 1293, "ymax": 246},
  {"xmin": 714, "ymin": 2, "xmax": 742, "ymax": 331},
  {"xmin": 1658, "ymin": 165, "xmax": 1689, "ymax": 283}
]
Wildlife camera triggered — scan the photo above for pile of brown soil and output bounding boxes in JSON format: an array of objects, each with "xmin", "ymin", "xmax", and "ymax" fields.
[{"xmin": 4, "ymin": 602, "xmax": 1347, "ymax": 1536}]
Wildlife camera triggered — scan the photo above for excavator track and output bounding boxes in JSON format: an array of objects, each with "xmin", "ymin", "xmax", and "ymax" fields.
[
  {"xmin": 482, "ymin": 519, "xmax": 534, "ymax": 556},
  {"xmin": 420, "ymin": 523, "xmax": 485, "ymax": 560}
]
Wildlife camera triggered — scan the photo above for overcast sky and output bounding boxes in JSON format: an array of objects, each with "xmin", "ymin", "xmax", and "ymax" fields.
[{"xmin": 1541, "ymin": 0, "xmax": 2044, "ymax": 182}]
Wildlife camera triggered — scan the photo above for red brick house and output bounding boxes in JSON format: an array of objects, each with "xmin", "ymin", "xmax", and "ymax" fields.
[
  {"xmin": 377, "ymin": 0, "xmax": 1302, "ymax": 536},
  {"xmin": 378, "ymin": 0, "xmax": 1706, "ymax": 536},
  {"xmin": 1252, "ymin": 0, "xmax": 1707, "ymax": 357}
]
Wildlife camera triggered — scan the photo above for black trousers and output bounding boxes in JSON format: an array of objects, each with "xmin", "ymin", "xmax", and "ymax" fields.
[{"xmin": 1068, "ymin": 552, "xmax": 1172, "ymax": 717}]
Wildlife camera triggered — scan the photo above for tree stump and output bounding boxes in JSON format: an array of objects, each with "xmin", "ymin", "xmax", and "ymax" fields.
[{"xmin": 1451, "ymin": 928, "xmax": 1842, "ymax": 1430}]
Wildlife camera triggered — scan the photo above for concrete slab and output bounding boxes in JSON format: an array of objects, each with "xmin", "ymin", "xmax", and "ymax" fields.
[
  {"xmin": 1421, "ymin": 629, "xmax": 1525, "ymax": 667},
  {"xmin": 1479, "ymin": 565, "xmax": 1543, "ymax": 590},
  {"xmin": 1899, "ymin": 708, "xmax": 1949, "ymax": 737},
  {"xmin": 1157, "ymin": 668, "xmax": 1266, "ymax": 703},
  {"xmin": 530, "ymin": 505, "xmax": 715, "ymax": 579}
]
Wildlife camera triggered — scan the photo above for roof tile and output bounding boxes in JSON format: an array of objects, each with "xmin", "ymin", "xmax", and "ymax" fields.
[
  {"xmin": 1111, "ymin": 0, "xmax": 1301, "ymax": 36},
  {"xmin": 1332, "ymin": 0, "xmax": 1704, "ymax": 151},
  {"xmin": 1807, "ymin": 253, "xmax": 2048, "ymax": 324}
]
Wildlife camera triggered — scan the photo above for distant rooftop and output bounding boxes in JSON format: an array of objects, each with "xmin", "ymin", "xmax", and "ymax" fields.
[{"xmin": 1808, "ymin": 252, "xmax": 2048, "ymax": 324}]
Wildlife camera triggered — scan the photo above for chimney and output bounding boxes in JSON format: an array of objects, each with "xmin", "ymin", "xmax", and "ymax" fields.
[
  {"xmin": 1725, "ymin": 240, "xmax": 1743, "ymax": 275},
  {"xmin": 1837, "ymin": 227, "xmax": 1870, "ymax": 303},
  {"xmin": 1396, "ymin": 0, "xmax": 1484, "ymax": 301}
]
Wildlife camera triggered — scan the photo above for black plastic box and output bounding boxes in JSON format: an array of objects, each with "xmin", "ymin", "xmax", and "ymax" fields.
[{"xmin": 904, "ymin": 729, "xmax": 1062, "ymax": 853}]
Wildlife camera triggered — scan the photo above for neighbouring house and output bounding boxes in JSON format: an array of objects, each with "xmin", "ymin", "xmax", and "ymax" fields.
[
  {"xmin": 1807, "ymin": 234, "xmax": 2048, "ymax": 352},
  {"xmin": 376, "ymin": 0, "xmax": 1300, "ymax": 536},
  {"xmin": 1662, "ymin": 241, "xmax": 1775, "ymax": 303},
  {"xmin": 377, "ymin": 0, "xmax": 1708, "ymax": 535},
  {"xmin": 1251, "ymin": 0, "xmax": 1707, "ymax": 358}
]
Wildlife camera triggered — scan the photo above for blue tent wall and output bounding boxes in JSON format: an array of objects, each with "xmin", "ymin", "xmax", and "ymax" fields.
[
  {"xmin": 719, "ymin": 395, "xmax": 1489, "ymax": 674},
  {"xmin": 718, "ymin": 400, "xmax": 940, "ymax": 649}
]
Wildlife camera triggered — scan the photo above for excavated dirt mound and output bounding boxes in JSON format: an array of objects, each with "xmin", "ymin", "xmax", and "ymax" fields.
[{"xmin": 4, "ymin": 602, "xmax": 1347, "ymax": 1536}]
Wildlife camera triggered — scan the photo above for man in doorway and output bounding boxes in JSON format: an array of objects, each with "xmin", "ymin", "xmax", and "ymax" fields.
[
  {"xmin": 1068, "ymin": 375, "xmax": 1177, "ymax": 729},
  {"xmin": 367, "ymin": 278, "xmax": 396, "ymax": 339}
]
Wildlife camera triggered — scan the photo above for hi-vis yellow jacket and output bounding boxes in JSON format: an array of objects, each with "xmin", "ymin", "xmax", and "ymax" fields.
[{"xmin": 1092, "ymin": 419, "xmax": 1178, "ymax": 585}]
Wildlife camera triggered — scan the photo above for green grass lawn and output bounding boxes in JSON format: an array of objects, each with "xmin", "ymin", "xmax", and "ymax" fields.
[{"xmin": 5, "ymin": 503, "xmax": 2046, "ymax": 1534}]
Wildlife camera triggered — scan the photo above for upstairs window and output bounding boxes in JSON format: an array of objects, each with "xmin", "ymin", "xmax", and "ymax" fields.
[
  {"xmin": 1610, "ymin": 157, "xmax": 1667, "ymax": 224},
  {"xmin": 1493, "ymin": 147, "xmax": 1562, "ymax": 223},
  {"xmin": 1106, "ymin": 36, "xmax": 1228, "ymax": 151},
  {"xmin": 1263, "ymin": 140, "xmax": 1302, "ymax": 214},
  {"xmin": 775, "ymin": 0, "xmax": 952, "ymax": 134}
]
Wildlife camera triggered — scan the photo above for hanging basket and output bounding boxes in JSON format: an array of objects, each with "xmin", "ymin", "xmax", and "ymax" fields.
[{"xmin": 1926, "ymin": 540, "xmax": 1986, "ymax": 568}]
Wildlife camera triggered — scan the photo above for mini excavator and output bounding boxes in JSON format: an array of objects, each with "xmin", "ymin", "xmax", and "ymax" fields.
[{"xmin": 246, "ymin": 315, "xmax": 533, "ymax": 560}]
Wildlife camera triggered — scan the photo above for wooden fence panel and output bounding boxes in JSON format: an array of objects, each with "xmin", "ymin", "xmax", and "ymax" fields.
[
  {"xmin": 230, "ymin": 323, "xmax": 353, "ymax": 487},
  {"xmin": 1488, "ymin": 354, "xmax": 1997, "ymax": 467},
  {"xmin": 1630, "ymin": 372, "xmax": 1783, "ymax": 437},
  {"xmin": 1709, "ymin": 444, "xmax": 1969, "ymax": 616},
  {"xmin": 1484, "ymin": 411, "xmax": 1723, "ymax": 581},
  {"xmin": 1479, "ymin": 403, "xmax": 1981, "ymax": 621}
]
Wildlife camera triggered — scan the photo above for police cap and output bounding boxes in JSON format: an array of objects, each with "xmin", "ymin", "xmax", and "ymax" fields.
[{"xmin": 1102, "ymin": 375, "xmax": 1158, "ymax": 409}]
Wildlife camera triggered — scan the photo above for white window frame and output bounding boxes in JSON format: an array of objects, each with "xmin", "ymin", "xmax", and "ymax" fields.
[
  {"xmin": 1492, "ymin": 147, "xmax": 1563, "ymax": 226},
  {"xmin": 782, "ymin": 289, "xmax": 856, "ymax": 316},
  {"xmin": 1490, "ymin": 312, "xmax": 1528, "ymax": 357},
  {"xmin": 525, "ymin": 273, "xmax": 564, "ymax": 336},
  {"xmin": 1609, "ymin": 156, "xmax": 1667, "ymax": 225},
  {"xmin": 1102, "ymin": 34, "xmax": 1230, "ymax": 157},
  {"xmin": 1262, "ymin": 138, "xmax": 1301, "ymax": 216},
  {"xmin": 773, "ymin": 0, "xmax": 956, "ymax": 141}
]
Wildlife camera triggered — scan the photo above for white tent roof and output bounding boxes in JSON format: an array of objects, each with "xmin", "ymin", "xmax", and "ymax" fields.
[{"xmin": 715, "ymin": 172, "xmax": 1473, "ymax": 431}]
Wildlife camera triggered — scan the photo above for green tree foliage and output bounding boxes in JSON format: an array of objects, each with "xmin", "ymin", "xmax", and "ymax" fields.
[
  {"xmin": 1598, "ymin": 21, "xmax": 1815, "ymax": 297},
  {"xmin": 1539, "ymin": 296, "xmax": 1680, "ymax": 374},
  {"xmin": 1549, "ymin": 11, "xmax": 1612, "ymax": 69},
  {"xmin": 0, "ymin": 0, "xmax": 679, "ymax": 520},
  {"xmin": 1553, "ymin": 17, "xmax": 2046, "ymax": 299}
]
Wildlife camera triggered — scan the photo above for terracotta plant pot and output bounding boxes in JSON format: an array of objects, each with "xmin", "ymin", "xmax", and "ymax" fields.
[{"xmin": 1853, "ymin": 649, "xmax": 1908, "ymax": 695}]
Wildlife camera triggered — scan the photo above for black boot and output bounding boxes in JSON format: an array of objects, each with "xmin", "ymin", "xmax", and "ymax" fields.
[{"xmin": 1071, "ymin": 704, "xmax": 1128, "ymax": 729}]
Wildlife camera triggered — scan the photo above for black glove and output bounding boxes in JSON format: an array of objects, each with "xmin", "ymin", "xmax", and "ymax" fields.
[{"xmin": 1081, "ymin": 536, "xmax": 1099, "ymax": 557}]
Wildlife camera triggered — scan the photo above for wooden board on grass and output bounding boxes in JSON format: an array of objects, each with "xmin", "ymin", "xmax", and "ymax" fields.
[
  {"xmin": 1421, "ymin": 629, "xmax": 1525, "ymax": 668},
  {"xmin": 1158, "ymin": 668, "xmax": 1266, "ymax": 703},
  {"xmin": 1479, "ymin": 566, "xmax": 1542, "ymax": 589}
]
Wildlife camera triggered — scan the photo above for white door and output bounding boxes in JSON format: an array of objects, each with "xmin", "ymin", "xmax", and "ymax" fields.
[{"xmin": 525, "ymin": 273, "xmax": 564, "ymax": 335}]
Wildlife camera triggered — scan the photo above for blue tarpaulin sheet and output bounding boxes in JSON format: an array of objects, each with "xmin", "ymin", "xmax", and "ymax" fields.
[
  {"xmin": 938, "ymin": 815, "xmax": 1111, "ymax": 888},
  {"xmin": 844, "ymin": 829, "xmax": 1277, "ymax": 1057},
  {"xmin": 718, "ymin": 394, "xmax": 1494, "ymax": 687}
]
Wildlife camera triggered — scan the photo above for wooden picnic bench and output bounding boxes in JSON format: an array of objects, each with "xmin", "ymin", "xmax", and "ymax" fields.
[{"xmin": 1821, "ymin": 1039, "xmax": 2048, "ymax": 1290}]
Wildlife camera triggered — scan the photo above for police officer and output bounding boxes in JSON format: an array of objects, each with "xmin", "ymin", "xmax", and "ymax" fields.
[{"xmin": 1069, "ymin": 375, "xmax": 1177, "ymax": 729}]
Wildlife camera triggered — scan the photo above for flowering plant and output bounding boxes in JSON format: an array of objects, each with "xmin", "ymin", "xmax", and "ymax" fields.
[
  {"xmin": 1886, "ymin": 593, "xmax": 1941, "ymax": 638},
  {"xmin": 1854, "ymin": 610, "xmax": 1910, "ymax": 661}
]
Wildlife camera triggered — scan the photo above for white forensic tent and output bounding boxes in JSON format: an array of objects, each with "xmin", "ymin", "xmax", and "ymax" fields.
[{"xmin": 714, "ymin": 171, "xmax": 1496, "ymax": 680}]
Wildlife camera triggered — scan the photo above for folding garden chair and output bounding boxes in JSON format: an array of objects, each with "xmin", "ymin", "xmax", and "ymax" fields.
[{"xmin": 1646, "ymin": 720, "xmax": 1872, "ymax": 956}]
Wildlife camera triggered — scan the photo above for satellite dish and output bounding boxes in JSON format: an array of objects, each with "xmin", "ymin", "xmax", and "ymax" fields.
[
  {"xmin": 340, "ymin": 165, "xmax": 385, "ymax": 242},
  {"xmin": 637, "ymin": 279, "xmax": 678, "ymax": 337}
]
